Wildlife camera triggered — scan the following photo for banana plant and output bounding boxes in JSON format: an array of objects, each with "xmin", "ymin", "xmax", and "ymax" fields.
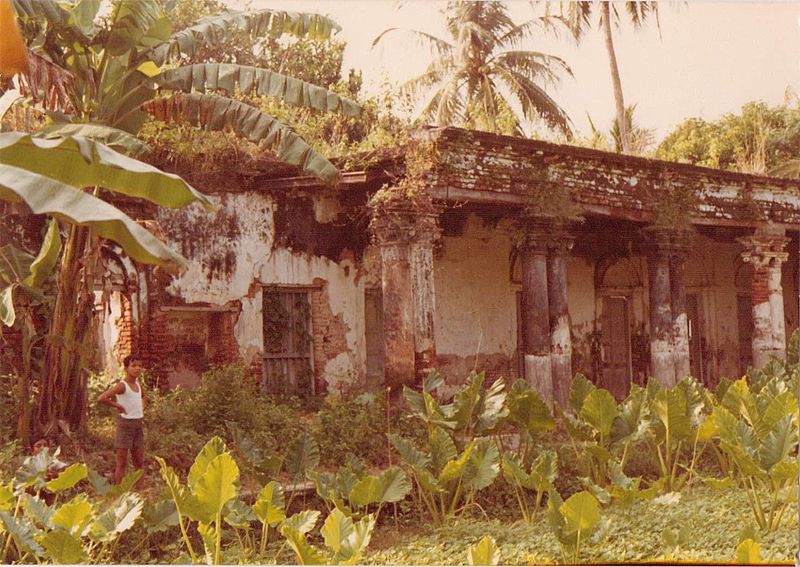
[
  {"xmin": 711, "ymin": 376, "xmax": 798, "ymax": 531},
  {"xmin": 500, "ymin": 449, "xmax": 557, "ymax": 523},
  {"xmin": 546, "ymin": 489, "xmax": 607, "ymax": 564},
  {"xmin": 388, "ymin": 427, "xmax": 499, "ymax": 526},
  {"xmin": 308, "ymin": 453, "xmax": 410, "ymax": 521},
  {"xmin": 280, "ymin": 507, "xmax": 376, "ymax": 565}
]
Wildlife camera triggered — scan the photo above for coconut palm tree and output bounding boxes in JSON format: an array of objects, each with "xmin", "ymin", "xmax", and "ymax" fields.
[
  {"xmin": 559, "ymin": 1, "xmax": 659, "ymax": 153},
  {"xmin": 373, "ymin": 1, "xmax": 572, "ymax": 136},
  {"xmin": 3, "ymin": 0, "xmax": 361, "ymax": 434}
]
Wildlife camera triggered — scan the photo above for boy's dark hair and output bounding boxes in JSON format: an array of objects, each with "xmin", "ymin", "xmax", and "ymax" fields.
[{"xmin": 123, "ymin": 353, "xmax": 144, "ymax": 368}]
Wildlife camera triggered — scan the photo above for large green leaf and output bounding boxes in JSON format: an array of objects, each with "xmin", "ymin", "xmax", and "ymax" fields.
[
  {"xmin": 252, "ymin": 481, "xmax": 285, "ymax": 527},
  {"xmin": 0, "ymin": 243, "xmax": 33, "ymax": 285},
  {"xmin": 155, "ymin": 63, "xmax": 361, "ymax": 117},
  {"xmin": 439, "ymin": 442, "xmax": 475, "ymax": 484},
  {"xmin": 429, "ymin": 425, "xmax": 458, "ymax": 475},
  {"xmin": 579, "ymin": 389, "xmax": 619, "ymax": 439},
  {"xmin": 468, "ymin": 535, "xmax": 499, "ymax": 566},
  {"xmin": 721, "ymin": 378, "xmax": 758, "ymax": 427},
  {"xmin": 106, "ymin": 469, "xmax": 143, "ymax": 500},
  {"xmin": 35, "ymin": 123, "xmax": 150, "ymax": 156},
  {"xmin": 320, "ymin": 507, "xmax": 352, "ymax": 555},
  {"xmin": 14, "ymin": 448, "xmax": 65, "ymax": 491},
  {"xmin": 758, "ymin": 415, "xmax": 797, "ymax": 470},
  {"xmin": 529, "ymin": 450, "xmax": 558, "ymax": 493},
  {"xmin": 450, "ymin": 372, "xmax": 485, "ymax": 431},
  {"xmin": 188, "ymin": 436, "xmax": 227, "ymax": 491},
  {"xmin": 44, "ymin": 462, "xmax": 87, "ymax": 493},
  {"xmin": 40, "ymin": 530, "xmax": 86, "ymax": 563},
  {"xmin": 21, "ymin": 494, "xmax": 53, "ymax": 528},
  {"xmin": 51, "ymin": 495, "xmax": 94, "ymax": 536},
  {"xmin": 388, "ymin": 434, "xmax": 431, "ymax": 470},
  {"xmin": 650, "ymin": 387, "xmax": 692, "ymax": 444},
  {"xmin": 105, "ymin": 0, "xmax": 170, "ymax": 56},
  {"xmin": 193, "ymin": 453, "xmax": 239, "ymax": 519},
  {"xmin": 0, "ymin": 164, "xmax": 187, "ymax": 270},
  {"xmin": 465, "ymin": 439, "xmax": 500, "ymax": 491},
  {"xmin": 0, "ymin": 510, "xmax": 44, "ymax": 557},
  {"xmin": 377, "ymin": 467, "xmax": 411, "ymax": 503},
  {"xmin": 501, "ymin": 452, "xmax": 530, "ymax": 488},
  {"xmin": 142, "ymin": 93, "xmax": 340, "ymax": 185},
  {"xmin": 569, "ymin": 373, "xmax": 596, "ymax": 413},
  {"xmin": 90, "ymin": 492, "xmax": 143, "ymax": 542},
  {"xmin": 507, "ymin": 381, "xmax": 555, "ymax": 435},
  {"xmin": 23, "ymin": 218, "xmax": 61, "ymax": 289},
  {"xmin": 560, "ymin": 491, "xmax": 600, "ymax": 534},
  {"xmin": 341, "ymin": 513, "xmax": 375, "ymax": 565},
  {"xmin": 285, "ymin": 432, "xmax": 320, "ymax": 480},
  {"xmin": 611, "ymin": 384, "xmax": 648, "ymax": 444},
  {"xmin": 281, "ymin": 525, "xmax": 326, "ymax": 565},
  {"xmin": 0, "ymin": 133, "xmax": 211, "ymax": 209},
  {"xmin": 735, "ymin": 539, "xmax": 761, "ymax": 563},
  {"xmin": 142, "ymin": 499, "xmax": 178, "ymax": 534},
  {"xmin": 151, "ymin": 9, "xmax": 340, "ymax": 65},
  {"xmin": 282, "ymin": 510, "xmax": 320, "ymax": 535}
]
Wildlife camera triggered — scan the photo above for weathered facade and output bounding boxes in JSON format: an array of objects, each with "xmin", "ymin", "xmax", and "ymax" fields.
[{"xmin": 103, "ymin": 127, "xmax": 800, "ymax": 402}]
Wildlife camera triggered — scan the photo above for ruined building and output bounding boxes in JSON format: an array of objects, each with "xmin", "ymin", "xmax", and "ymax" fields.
[{"xmin": 101, "ymin": 127, "xmax": 800, "ymax": 404}]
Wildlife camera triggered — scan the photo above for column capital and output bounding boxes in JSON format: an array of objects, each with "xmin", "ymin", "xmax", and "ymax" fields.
[
  {"xmin": 515, "ymin": 212, "xmax": 576, "ymax": 254},
  {"xmin": 369, "ymin": 202, "xmax": 442, "ymax": 247},
  {"xmin": 737, "ymin": 224, "xmax": 789, "ymax": 269}
]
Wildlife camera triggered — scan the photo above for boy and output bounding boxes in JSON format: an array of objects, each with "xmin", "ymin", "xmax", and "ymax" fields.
[{"xmin": 97, "ymin": 353, "xmax": 146, "ymax": 484}]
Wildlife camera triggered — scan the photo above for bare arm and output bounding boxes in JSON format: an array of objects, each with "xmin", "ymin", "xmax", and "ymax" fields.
[{"xmin": 97, "ymin": 383, "xmax": 126, "ymax": 413}]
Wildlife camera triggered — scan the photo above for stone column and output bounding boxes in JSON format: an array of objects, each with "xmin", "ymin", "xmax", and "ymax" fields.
[
  {"xmin": 643, "ymin": 228, "xmax": 676, "ymax": 387},
  {"xmin": 410, "ymin": 212, "xmax": 442, "ymax": 383},
  {"xmin": 547, "ymin": 230, "xmax": 574, "ymax": 410},
  {"xmin": 370, "ymin": 209, "xmax": 417, "ymax": 391},
  {"xmin": 520, "ymin": 217, "xmax": 553, "ymax": 404},
  {"xmin": 738, "ymin": 225, "xmax": 790, "ymax": 368},
  {"xmin": 669, "ymin": 236, "xmax": 691, "ymax": 381}
]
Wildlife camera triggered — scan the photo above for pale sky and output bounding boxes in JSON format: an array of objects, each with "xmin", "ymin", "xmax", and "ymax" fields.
[{"xmin": 243, "ymin": 1, "xmax": 800, "ymax": 141}]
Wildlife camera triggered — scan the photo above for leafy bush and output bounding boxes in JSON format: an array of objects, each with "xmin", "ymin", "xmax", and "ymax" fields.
[{"xmin": 314, "ymin": 392, "xmax": 389, "ymax": 466}]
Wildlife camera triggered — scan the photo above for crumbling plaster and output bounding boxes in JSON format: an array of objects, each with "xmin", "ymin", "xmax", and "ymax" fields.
[{"xmin": 155, "ymin": 192, "xmax": 367, "ymax": 386}]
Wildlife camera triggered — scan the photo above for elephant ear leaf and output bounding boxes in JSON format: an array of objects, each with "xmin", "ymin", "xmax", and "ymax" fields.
[
  {"xmin": 193, "ymin": 453, "xmax": 239, "ymax": 519},
  {"xmin": 40, "ymin": 530, "xmax": 86, "ymax": 563},
  {"xmin": 188, "ymin": 436, "xmax": 228, "ymax": 490},
  {"xmin": 579, "ymin": 389, "xmax": 619, "ymax": 439},
  {"xmin": 758, "ymin": 415, "xmax": 797, "ymax": 470},
  {"xmin": 0, "ymin": 510, "xmax": 44, "ymax": 557},
  {"xmin": 735, "ymin": 539, "xmax": 761, "ymax": 564},
  {"xmin": 464, "ymin": 439, "xmax": 500, "ymax": 491},
  {"xmin": 560, "ymin": 491, "xmax": 600, "ymax": 535},
  {"xmin": 90, "ymin": 492, "xmax": 143, "ymax": 542},
  {"xmin": 282, "ymin": 510, "xmax": 320, "ymax": 535},
  {"xmin": 569, "ymin": 373, "xmax": 596, "ymax": 413},
  {"xmin": 281, "ymin": 525, "xmax": 326, "ymax": 565},
  {"xmin": 142, "ymin": 499, "xmax": 178, "ymax": 534},
  {"xmin": 468, "ymin": 535, "xmax": 499, "ymax": 566},
  {"xmin": 320, "ymin": 508, "xmax": 353, "ymax": 555},
  {"xmin": 45, "ymin": 463, "xmax": 87, "ymax": 493},
  {"xmin": 252, "ymin": 481, "xmax": 285, "ymax": 527},
  {"xmin": 285, "ymin": 432, "xmax": 320, "ymax": 480}
]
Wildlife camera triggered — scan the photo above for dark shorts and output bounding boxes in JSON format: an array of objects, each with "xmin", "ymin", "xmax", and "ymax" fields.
[{"xmin": 115, "ymin": 418, "xmax": 144, "ymax": 450}]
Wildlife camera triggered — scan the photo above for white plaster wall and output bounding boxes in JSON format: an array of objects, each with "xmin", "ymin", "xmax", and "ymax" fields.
[
  {"xmin": 156, "ymin": 192, "xmax": 366, "ymax": 384},
  {"xmin": 434, "ymin": 216, "xmax": 517, "ymax": 358}
]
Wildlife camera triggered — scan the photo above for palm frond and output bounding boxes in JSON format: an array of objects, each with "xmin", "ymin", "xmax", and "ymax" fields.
[
  {"xmin": 154, "ymin": 63, "xmax": 361, "ymax": 117},
  {"xmin": 142, "ymin": 93, "xmax": 339, "ymax": 185},
  {"xmin": 492, "ymin": 50, "xmax": 573, "ymax": 84},
  {"xmin": 371, "ymin": 27, "xmax": 455, "ymax": 57},
  {"xmin": 494, "ymin": 66, "xmax": 572, "ymax": 136},
  {"xmin": 559, "ymin": 0, "xmax": 593, "ymax": 41}
]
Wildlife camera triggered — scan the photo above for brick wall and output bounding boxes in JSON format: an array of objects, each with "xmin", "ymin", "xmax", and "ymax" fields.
[{"xmin": 424, "ymin": 127, "xmax": 800, "ymax": 225}]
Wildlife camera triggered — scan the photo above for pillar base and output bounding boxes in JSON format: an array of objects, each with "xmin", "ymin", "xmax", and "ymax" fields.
[
  {"xmin": 550, "ymin": 352, "xmax": 571, "ymax": 409},
  {"xmin": 650, "ymin": 339, "xmax": 675, "ymax": 387},
  {"xmin": 525, "ymin": 354, "xmax": 553, "ymax": 407}
]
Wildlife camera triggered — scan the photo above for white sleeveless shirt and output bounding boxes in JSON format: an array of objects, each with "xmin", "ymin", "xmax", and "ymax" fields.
[{"xmin": 115, "ymin": 381, "xmax": 143, "ymax": 419}]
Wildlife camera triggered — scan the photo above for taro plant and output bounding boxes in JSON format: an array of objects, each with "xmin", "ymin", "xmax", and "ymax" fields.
[
  {"xmin": 546, "ymin": 489, "xmax": 607, "ymax": 564},
  {"xmin": 467, "ymin": 535, "xmax": 500, "ymax": 566},
  {"xmin": 557, "ymin": 374, "xmax": 648, "ymax": 485},
  {"xmin": 308, "ymin": 453, "xmax": 410, "ymax": 521},
  {"xmin": 0, "ymin": 447, "xmax": 143, "ymax": 564},
  {"xmin": 502, "ymin": 379, "xmax": 556, "ymax": 464},
  {"xmin": 280, "ymin": 507, "xmax": 376, "ymax": 565},
  {"xmin": 711, "ymin": 376, "xmax": 798, "ymax": 531},
  {"xmin": 388, "ymin": 372, "xmax": 502, "ymax": 525},
  {"xmin": 500, "ymin": 449, "xmax": 557, "ymax": 523}
]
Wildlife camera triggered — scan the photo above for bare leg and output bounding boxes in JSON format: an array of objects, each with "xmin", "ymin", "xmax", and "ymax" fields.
[{"xmin": 114, "ymin": 448, "xmax": 128, "ymax": 485}]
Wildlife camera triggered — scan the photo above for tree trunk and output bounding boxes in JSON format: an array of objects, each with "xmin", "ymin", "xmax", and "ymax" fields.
[
  {"xmin": 37, "ymin": 225, "xmax": 97, "ymax": 433},
  {"xmin": 601, "ymin": 2, "xmax": 630, "ymax": 154}
]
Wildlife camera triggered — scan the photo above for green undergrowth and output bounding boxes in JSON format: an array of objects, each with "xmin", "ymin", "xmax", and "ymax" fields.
[{"xmin": 365, "ymin": 485, "xmax": 798, "ymax": 565}]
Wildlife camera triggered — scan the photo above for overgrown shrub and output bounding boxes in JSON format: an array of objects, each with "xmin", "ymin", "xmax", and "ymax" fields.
[{"xmin": 314, "ymin": 392, "xmax": 388, "ymax": 466}]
